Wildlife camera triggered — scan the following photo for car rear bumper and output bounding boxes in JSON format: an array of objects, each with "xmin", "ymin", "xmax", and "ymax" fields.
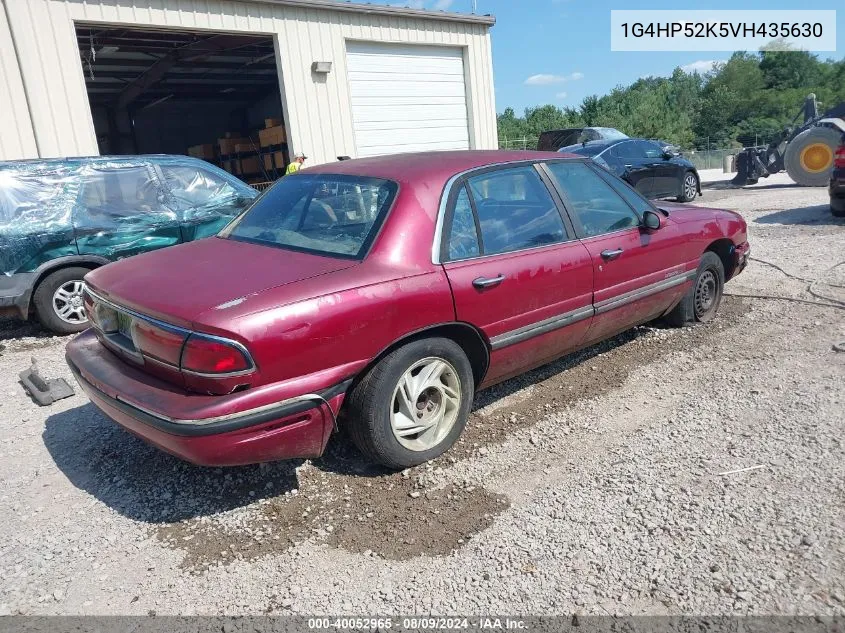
[
  {"xmin": 0, "ymin": 272, "xmax": 36, "ymax": 320},
  {"xmin": 66, "ymin": 330, "xmax": 348, "ymax": 466}
]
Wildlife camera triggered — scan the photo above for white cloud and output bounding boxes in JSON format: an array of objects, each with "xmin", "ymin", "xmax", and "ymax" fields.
[
  {"xmin": 432, "ymin": 0, "xmax": 454, "ymax": 9},
  {"xmin": 525, "ymin": 74, "xmax": 565, "ymax": 85},
  {"xmin": 524, "ymin": 71, "xmax": 583, "ymax": 86},
  {"xmin": 556, "ymin": 92, "xmax": 568, "ymax": 99},
  {"xmin": 680, "ymin": 59, "xmax": 722, "ymax": 74}
]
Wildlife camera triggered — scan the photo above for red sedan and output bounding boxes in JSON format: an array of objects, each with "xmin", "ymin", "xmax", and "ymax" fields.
[{"xmin": 66, "ymin": 151, "xmax": 749, "ymax": 469}]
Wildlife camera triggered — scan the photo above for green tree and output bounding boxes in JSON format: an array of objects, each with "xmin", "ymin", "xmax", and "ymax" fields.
[{"xmin": 498, "ymin": 50, "xmax": 845, "ymax": 150}]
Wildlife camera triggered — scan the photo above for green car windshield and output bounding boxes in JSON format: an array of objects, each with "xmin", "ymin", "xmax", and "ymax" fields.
[{"xmin": 220, "ymin": 173, "xmax": 398, "ymax": 259}]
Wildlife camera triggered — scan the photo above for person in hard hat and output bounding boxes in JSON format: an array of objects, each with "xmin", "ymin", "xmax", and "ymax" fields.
[{"xmin": 285, "ymin": 153, "xmax": 307, "ymax": 175}]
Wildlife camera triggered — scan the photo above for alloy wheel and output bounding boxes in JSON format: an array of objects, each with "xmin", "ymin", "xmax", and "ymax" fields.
[
  {"xmin": 390, "ymin": 356, "xmax": 462, "ymax": 452},
  {"xmin": 52, "ymin": 280, "xmax": 87, "ymax": 325},
  {"xmin": 684, "ymin": 174, "xmax": 697, "ymax": 200}
]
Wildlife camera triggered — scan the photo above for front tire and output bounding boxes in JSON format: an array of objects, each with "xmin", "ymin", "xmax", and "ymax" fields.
[
  {"xmin": 784, "ymin": 127, "xmax": 840, "ymax": 187},
  {"xmin": 832, "ymin": 197, "xmax": 845, "ymax": 218},
  {"xmin": 345, "ymin": 337, "xmax": 474, "ymax": 469},
  {"xmin": 664, "ymin": 252, "xmax": 725, "ymax": 327},
  {"xmin": 676, "ymin": 171, "xmax": 699, "ymax": 202},
  {"xmin": 32, "ymin": 267, "xmax": 91, "ymax": 335}
]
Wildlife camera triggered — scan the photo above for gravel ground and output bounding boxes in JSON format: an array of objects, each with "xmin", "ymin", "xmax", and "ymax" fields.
[{"xmin": 0, "ymin": 173, "xmax": 843, "ymax": 616}]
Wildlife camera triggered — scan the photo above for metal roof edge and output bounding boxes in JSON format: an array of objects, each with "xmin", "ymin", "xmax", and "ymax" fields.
[{"xmin": 230, "ymin": 0, "xmax": 496, "ymax": 26}]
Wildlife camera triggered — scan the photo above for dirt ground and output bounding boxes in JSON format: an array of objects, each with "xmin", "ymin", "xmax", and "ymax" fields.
[{"xmin": 0, "ymin": 172, "xmax": 843, "ymax": 615}]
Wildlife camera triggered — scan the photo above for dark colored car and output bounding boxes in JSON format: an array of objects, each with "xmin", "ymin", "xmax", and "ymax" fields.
[
  {"xmin": 830, "ymin": 136, "xmax": 845, "ymax": 217},
  {"xmin": 0, "ymin": 155, "xmax": 257, "ymax": 334},
  {"xmin": 537, "ymin": 127, "xmax": 628, "ymax": 152},
  {"xmin": 66, "ymin": 150, "xmax": 749, "ymax": 469},
  {"xmin": 562, "ymin": 138, "xmax": 701, "ymax": 203}
]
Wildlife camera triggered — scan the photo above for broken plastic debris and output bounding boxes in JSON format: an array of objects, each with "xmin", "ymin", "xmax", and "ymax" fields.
[{"xmin": 19, "ymin": 357, "xmax": 74, "ymax": 406}]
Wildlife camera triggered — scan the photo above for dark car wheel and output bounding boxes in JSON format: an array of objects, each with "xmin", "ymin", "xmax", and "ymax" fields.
[
  {"xmin": 345, "ymin": 337, "xmax": 474, "ymax": 469},
  {"xmin": 676, "ymin": 171, "xmax": 699, "ymax": 203},
  {"xmin": 832, "ymin": 197, "xmax": 845, "ymax": 217},
  {"xmin": 664, "ymin": 252, "xmax": 724, "ymax": 327},
  {"xmin": 33, "ymin": 267, "xmax": 91, "ymax": 335}
]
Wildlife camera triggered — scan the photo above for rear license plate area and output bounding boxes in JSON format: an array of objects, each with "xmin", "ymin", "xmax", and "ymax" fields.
[{"xmin": 116, "ymin": 312, "xmax": 133, "ymax": 339}]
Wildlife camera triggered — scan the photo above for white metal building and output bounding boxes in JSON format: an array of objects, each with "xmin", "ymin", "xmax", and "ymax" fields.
[{"xmin": 0, "ymin": 0, "xmax": 497, "ymax": 171}]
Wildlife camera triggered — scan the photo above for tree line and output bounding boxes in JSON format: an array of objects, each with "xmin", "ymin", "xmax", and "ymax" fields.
[{"xmin": 497, "ymin": 51, "xmax": 845, "ymax": 150}]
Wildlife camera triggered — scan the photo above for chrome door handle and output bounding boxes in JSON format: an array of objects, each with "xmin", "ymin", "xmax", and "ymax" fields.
[
  {"xmin": 601, "ymin": 248, "xmax": 624, "ymax": 261},
  {"xmin": 472, "ymin": 275, "xmax": 505, "ymax": 289}
]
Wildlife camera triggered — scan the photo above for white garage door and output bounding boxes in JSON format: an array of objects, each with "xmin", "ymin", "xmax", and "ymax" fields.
[{"xmin": 346, "ymin": 42, "xmax": 470, "ymax": 158}]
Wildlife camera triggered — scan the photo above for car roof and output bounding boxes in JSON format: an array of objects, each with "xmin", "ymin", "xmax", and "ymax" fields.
[
  {"xmin": 0, "ymin": 154, "xmax": 208, "ymax": 168},
  {"xmin": 304, "ymin": 150, "xmax": 578, "ymax": 185}
]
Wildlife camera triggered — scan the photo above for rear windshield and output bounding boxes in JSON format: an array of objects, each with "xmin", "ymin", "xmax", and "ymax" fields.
[
  {"xmin": 594, "ymin": 128, "xmax": 628, "ymax": 140},
  {"xmin": 220, "ymin": 173, "xmax": 398, "ymax": 259}
]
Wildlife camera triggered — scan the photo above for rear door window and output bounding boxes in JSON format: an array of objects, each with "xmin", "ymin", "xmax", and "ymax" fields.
[
  {"xmin": 459, "ymin": 165, "xmax": 567, "ymax": 256},
  {"xmin": 75, "ymin": 165, "xmax": 172, "ymax": 226},
  {"xmin": 447, "ymin": 186, "xmax": 481, "ymax": 260}
]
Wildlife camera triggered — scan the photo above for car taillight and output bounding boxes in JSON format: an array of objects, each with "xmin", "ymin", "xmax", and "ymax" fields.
[
  {"xmin": 83, "ymin": 290, "xmax": 96, "ymax": 325},
  {"xmin": 180, "ymin": 335, "xmax": 251, "ymax": 375},
  {"xmin": 131, "ymin": 320, "xmax": 185, "ymax": 366},
  {"xmin": 835, "ymin": 145, "xmax": 845, "ymax": 168}
]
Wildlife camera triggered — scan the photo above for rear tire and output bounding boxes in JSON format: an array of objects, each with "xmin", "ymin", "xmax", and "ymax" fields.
[
  {"xmin": 832, "ymin": 197, "xmax": 845, "ymax": 218},
  {"xmin": 664, "ymin": 252, "xmax": 725, "ymax": 327},
  {"xmin": 784, "ymin": 127, "xmax": 840, "ymax": 187},
  {"xmin": 32, "ymin": 267, "xmax": 91, "ymax": 335},
  {"xmin": 676, "ymin": 171, "xmax": 699, "ymax": 202},
  {"xmin": 345, "ymin": 337, "xmax": 474, "ymax": 469}
]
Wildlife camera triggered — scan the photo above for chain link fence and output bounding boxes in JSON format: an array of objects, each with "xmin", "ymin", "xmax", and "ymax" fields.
[{"xmin": 498, "ymin": 137, "xmax": 539, "ymax": 151}]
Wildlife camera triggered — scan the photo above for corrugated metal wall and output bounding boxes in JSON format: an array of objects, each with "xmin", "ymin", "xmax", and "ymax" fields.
[
  {"xmin": 0, "ymin": 0, "xmax": 497, "ymax": 165},
  {"xmin": 0, "ymin": 0, "xmax": 38, "ymax": 159}
]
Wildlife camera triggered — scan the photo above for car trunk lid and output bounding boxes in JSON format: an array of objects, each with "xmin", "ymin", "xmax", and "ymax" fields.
[{"xmin": 84, "ymin": 237, "xmax": 356, "ymax": 327}]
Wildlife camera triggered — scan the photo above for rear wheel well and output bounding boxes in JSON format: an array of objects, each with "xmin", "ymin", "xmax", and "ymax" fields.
[
  {"xmin": 705, "ymin": 239, "xmax": 734, "ymax": 279},
  {"xmin": 349, "ymin": 323, "xmax": 490, "ymax": 395},
  {"xmin": 30, "ymin": 261, "xmax": 101, "ymax": 313}
]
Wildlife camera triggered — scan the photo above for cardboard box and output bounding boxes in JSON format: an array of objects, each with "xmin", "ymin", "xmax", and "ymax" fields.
[
  {"xmin": 187, "ymin": 144, "xmax": 216, "ymax": 160},
  {"xmin": 263, "ymin": 151, "xmax": 286, "ymax": 171},
  {"xmin": 259, "ymin": 125, "xmax": 286, "ymax": 147},
  {"xmin": 264, "ymin": 118, "xmax": 282, "ymax": 128},
  {"xmin": 238, "ymin": 156, "xmax": 262, "ymax": 175},
  {"xmin": 234, "ymin": 143, "xmax": 255, "ymax": 154},
  {"xmin": 218, "ymin": 137, "xmax": 249, "ymax": 155}
]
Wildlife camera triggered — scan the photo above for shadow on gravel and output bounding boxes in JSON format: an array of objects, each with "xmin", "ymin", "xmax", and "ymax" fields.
[
  {"xmin": 42, "ymin": 298, "xmax": 753, "ymax": 567},
  {"xmin": 756, "ymin": 204, "xmax": 844, "ymax": 226},
  {"xmin": 0, "ymin": 317, "xmax": 52, "ymax": 343},
  {"xmin": 43, "ymin": 403, "xmax": 303, "ymax": 523},
  {"xmin": 701, "ymin": 181, "xmax": 799, "ymax": 192}
]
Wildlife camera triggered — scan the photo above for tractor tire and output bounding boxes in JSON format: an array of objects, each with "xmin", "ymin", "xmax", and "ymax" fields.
[{"xmin": 784, "ymin": 126, "xmax": 841, "ymax": 187}]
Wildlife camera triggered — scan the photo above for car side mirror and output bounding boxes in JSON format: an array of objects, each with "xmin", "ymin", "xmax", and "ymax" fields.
[
  {"xmin": 662, "ymin": 146, "xmax": 679, "ymax": 159},
  {"xmin": 642, "ymin": 209, "xmax": 662, "ymax": 230}
]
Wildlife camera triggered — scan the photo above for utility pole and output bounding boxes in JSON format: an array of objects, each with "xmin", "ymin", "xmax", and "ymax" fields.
[{"xmin": 471, "ymin": 0, "xmax": 477, "ymax": 13}]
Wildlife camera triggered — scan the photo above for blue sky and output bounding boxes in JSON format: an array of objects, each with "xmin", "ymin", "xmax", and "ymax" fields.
[{"xmin": 356, "ymin": 0, "xmax": 844, "ymax": 114}]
